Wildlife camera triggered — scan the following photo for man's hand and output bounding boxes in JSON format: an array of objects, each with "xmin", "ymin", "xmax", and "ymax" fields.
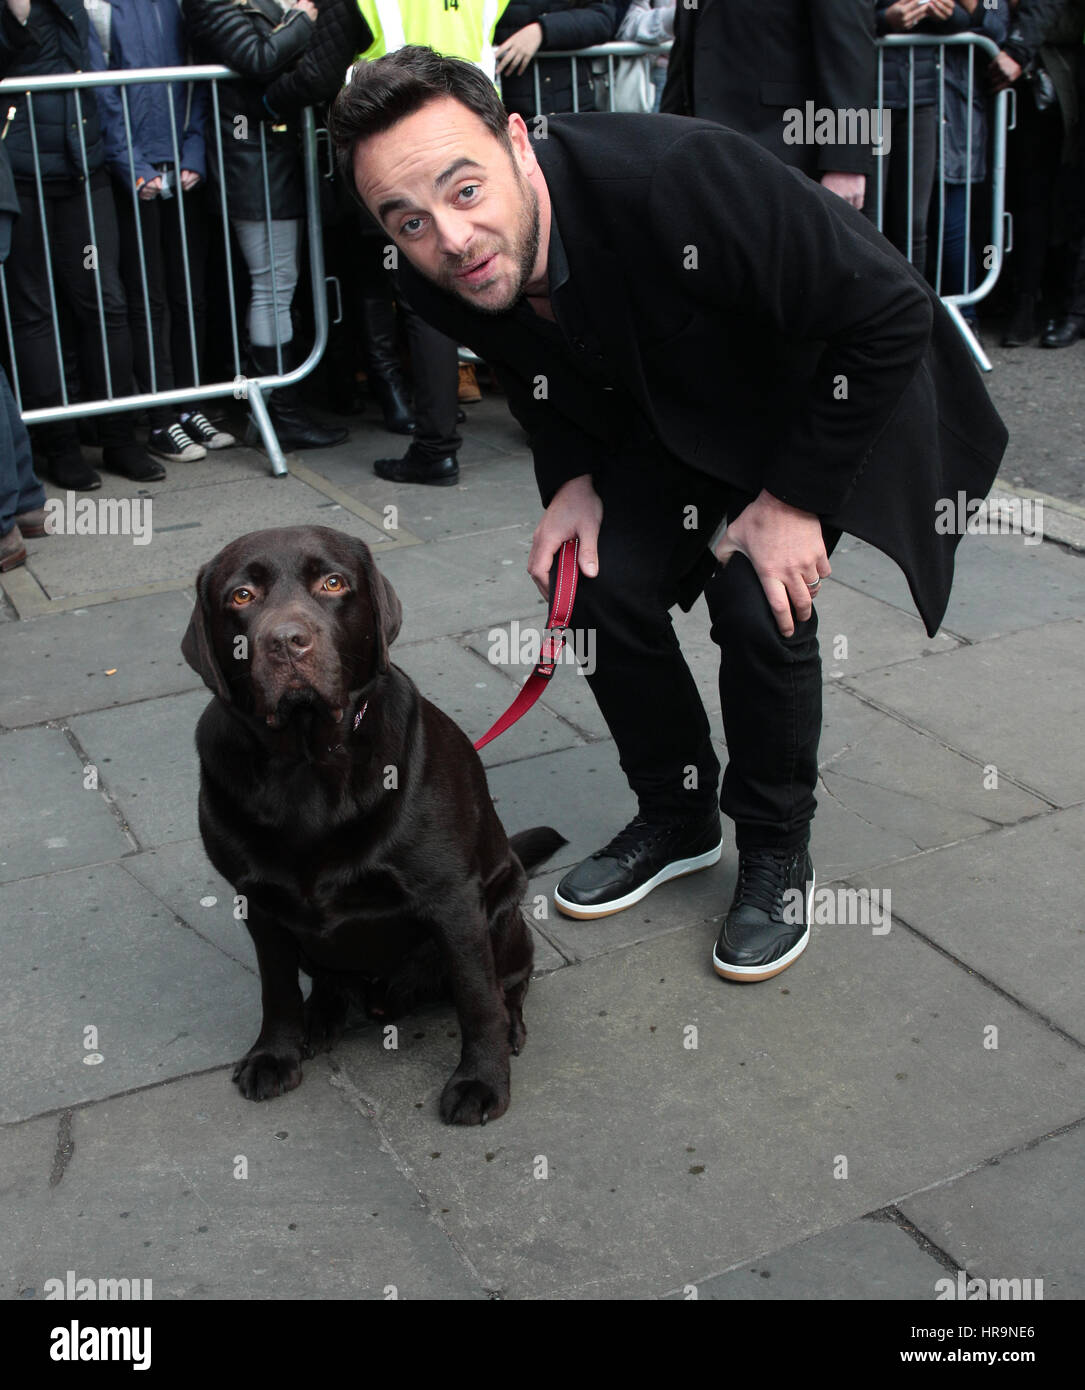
[
  {"xmin": 527, "ymin": 473, "xmax": 602, "ymax": 599},
  {"xmin": 495, "ymin": 22, "xmax": 544, "ymax": 77},
  {"xmin": 820, "ymin": 171, "xmax": 866, "ymax": 209},
  {"xmin": 180, "ymin": 169, "xmax": 201, "ymax": 191},
  {"xmin": 989, "ymin": 51, "xmax": 1023, "ymax": 93},
  {"xmin": 714, "ymin": 489, "xmax": 830, "ymax": 636},
  {"xmin": 138, "ymin": 175, "xmax": 163, "ymax": 201},
  {"xmin": 292, "ymin": 0, "xmax": 318, "ymax": 21},
  {"xmin": 884, "ymin": 0, "xmax": 928, "ymax": 30},
  {"xmin": 5, "ymin": 0, "xmax": 30, "ymax": 23},
  {"xmin": 927, "ymin": 0, "xmax": 955, "ymax": 17}
]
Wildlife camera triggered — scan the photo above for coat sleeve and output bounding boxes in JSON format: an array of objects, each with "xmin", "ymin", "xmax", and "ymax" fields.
[
  {"xmin": 0, "ymin": 6, "xmax": 38, "ymax": 70},
  {"xmin": 87, "ymin": 19, "xmax": 158, "ymax": 191},
  {"xmin": 184, "ymin": 0, "xmax": 315, "ymax": 80},
  {"xmin": 262, "ymin": 4, "xmax": 372, "ymax": 119},
  {"xmin": 649, "ymin": 125, "xmax": 933, "ymax": 516},
  {"xmin": 1002, "ymin": 0, "xmax": 1067, "ymax": 68},
  {"xmin": 658, "ymin": 4, "xmax": 689, "ymax": 114},
  {"xmin": 492, "ymin": 359, "xmax": 611, "ymax": 504},
  {"xmin": 536, "ymin": 2, "xmax": 618, "ymax": 50},
  {"xmin": 810, "ymin": 0, "xmax": 877, "ymax": 174}
]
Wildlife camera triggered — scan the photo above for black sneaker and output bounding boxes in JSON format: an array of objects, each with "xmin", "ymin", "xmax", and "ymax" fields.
[
  {"xmin": 100, "ymin": 444, "xmax": 166, "ymax": 483},
  {"xmin": 180, "ymin": 411, "xmax": 236, "ymax": 449},
  {"xmin": 554, "ymin": 812, "xmax": 722, "ymax": 920},
  {"xmin": 147, "ymin": 422, "xmax": 206, "ymax": 462},
  {"xmin": 712, "ymin": 846, "xmax": 814, "ymax": 982}
]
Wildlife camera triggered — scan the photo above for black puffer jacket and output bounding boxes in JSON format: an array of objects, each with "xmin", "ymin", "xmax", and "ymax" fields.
[
  {"xmin": 495, "ymin": 0, "xmax": 618, "ymax": 119},
  {"xmin": 263, "ymin": 0, "xmax": 370, "ymax": 119},
  {"xmin": 184, "ymin": 0, "xmax": 314, "ymax": 220},
  {"xmin": 0, "ymin": 0, "xmax": 106, "ymax": 184}
]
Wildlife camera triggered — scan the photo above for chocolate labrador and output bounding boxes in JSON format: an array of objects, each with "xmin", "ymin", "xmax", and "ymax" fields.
[{"xmin": 181, "ymin": 525, "xmax": 564, "ymax": 1125}]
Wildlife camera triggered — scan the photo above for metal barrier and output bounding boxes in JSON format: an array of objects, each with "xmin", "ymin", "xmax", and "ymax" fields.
[
  {"xmin": 0, "ymin": 64, "xmax": 333, "ymax": 478},
  {"xmin": 875, "ymin": 33, "xmax": 1010, "ymax": 371}
]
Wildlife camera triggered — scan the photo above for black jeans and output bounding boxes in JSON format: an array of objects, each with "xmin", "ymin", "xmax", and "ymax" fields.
[
  {"xmin": 113, "ymin": 178, "xmax": 209, "ymax": 427},
  {"xmin": 8, "ymin": 172, "xmax": 136, "ymax": 455},
  {"xmin": 566, "ymin": 448, "xmax": 838, "ymax": 851}
]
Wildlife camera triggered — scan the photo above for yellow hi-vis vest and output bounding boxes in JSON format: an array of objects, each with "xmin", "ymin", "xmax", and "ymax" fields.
[{"xmin": 356, "ymin": 0, "xmax": 508, "ymax": 83}]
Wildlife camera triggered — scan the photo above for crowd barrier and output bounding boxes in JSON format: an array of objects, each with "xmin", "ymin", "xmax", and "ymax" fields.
[
  {"xmin": 0, "ymin": 64, "xmax": 333, "ymax": 478},
  {"xmin": 1, "ymin": 35, "xmax": 1011, "ymax": 475}
]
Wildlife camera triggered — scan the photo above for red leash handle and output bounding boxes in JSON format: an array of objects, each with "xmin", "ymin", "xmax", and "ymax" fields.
[{"xmin": 473, "ymin": 537, "xmax": 580, "ymax": 751}]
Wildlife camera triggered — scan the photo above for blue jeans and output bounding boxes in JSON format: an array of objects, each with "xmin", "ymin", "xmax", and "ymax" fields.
[
  {"xmin": 0, "ymin": 364, "xmax": 45, "ymax": 537},
  {"xmin": 941, "ymin": 183, "xmax": 980, "ymax": 323}
]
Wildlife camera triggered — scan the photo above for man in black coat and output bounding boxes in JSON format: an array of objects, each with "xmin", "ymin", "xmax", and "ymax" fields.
[
  {"xmin": 330, "ymin": 46, "xmax": 1007, "ymax": 984},
  {"xmin": 661, "ymin": 0, "xmax": 876, "ymax": 211}
]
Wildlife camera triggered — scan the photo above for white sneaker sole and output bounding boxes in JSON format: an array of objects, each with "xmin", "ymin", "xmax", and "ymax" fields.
[
  {"xmin": 712, "ymin": 870, "xmax": 814, "ymax": 982},
  {"xmin": 553, "ymin": 839, "xmax": 723, "ymax": 920}
]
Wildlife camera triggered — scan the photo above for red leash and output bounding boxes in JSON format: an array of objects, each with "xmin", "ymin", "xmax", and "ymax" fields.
[{"xmin": 474, "ymin": 538, "xmax": 580, "ymax": 751}]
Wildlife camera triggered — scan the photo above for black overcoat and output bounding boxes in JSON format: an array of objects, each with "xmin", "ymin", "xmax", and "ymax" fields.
[{"xmin": 395, "ymin": 113, "xmax": 1008, "ymax": 636}]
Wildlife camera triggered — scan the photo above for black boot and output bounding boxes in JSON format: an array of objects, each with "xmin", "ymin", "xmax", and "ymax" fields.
[
  {"xmin": 360, "ymin": 298, "xmax": 415, "ymax": 433},
  {"xmin": 1000, "ymin": 292, "xmax": 1038, "ymax": 347},
  {"xmin": 248, "ymin": 344, "xmax": 349, "ymax": 451}
]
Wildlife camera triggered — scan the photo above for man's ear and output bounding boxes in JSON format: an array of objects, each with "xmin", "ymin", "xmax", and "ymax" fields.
[
  {"xmin": 346, "ymin": 537, "xmax": 402, "ymax": 673},
  {"xmin": 181, "ymin": 562, "xmax": 231, "ymax": 702}
]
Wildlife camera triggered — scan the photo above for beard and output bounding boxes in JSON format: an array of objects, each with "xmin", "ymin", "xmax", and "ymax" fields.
[{"xmin": 436, "ymin": 175, "xmax": 540, "ymax": 316}]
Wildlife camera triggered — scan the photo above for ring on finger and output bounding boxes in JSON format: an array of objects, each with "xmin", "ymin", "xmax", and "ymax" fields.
[{"xmin": 806, "ymin": 577, "xmax": 822, "ymax": 593}]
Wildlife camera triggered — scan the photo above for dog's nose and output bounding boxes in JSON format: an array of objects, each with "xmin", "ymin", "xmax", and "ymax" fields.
[{"xmin": 266, "ymin": 623, "xmax": 314, "ymax": 659}]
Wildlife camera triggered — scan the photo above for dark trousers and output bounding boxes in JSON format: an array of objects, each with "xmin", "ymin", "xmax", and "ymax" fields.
[
  {"xmin": 399, "ymin": 296, "xmax": 462, "ymax": 460},
  {"xmin": 941, "ymin": 182, "xmax": 981, "ymax": 320},
  {"xmin": 568, "ymin": 448, "xmax": 838, "ymax": 851},
  {"xmin": 113, "ymin": 179, "xmax": 209, "ymax": 427},
  {"xmin": 1005, "ymin": 89, "xmax": 1063, "ymax": 298},
  {"xmin": 8, "ymin": 173, "xmax": 135, "ymax": 455},
  {"xmin": 879, "ymin": 105, "xmax": 937, "ymax": 280}
]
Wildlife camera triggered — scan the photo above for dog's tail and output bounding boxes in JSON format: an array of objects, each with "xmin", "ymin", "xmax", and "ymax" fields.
[{"xmin": 509, "ymin": 826, "xmax": 568, "ymax": 878}]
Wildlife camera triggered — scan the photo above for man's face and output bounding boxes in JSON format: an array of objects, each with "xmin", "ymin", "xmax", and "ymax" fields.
[{"xmin": 353, "ymin": 96, "xmax": 541, "ymax": 315}]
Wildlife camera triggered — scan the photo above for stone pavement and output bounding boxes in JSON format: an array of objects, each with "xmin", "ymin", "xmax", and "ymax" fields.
[{"xmin": 1, "ymin": 340, "xmax": 1083, "ymax": 1303}]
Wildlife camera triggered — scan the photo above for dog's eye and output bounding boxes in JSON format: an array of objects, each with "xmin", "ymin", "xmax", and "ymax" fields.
[
  {"xmin": 322, "ymin": 574, "xmax": 349, "ymax": 593},
  {"xmin": 230, "ymin": 588, "xmax": 255, "ymax": 606}
]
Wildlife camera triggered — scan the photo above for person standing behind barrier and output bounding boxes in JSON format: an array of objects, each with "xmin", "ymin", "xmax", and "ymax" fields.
[
  {"xmin": 184, "ymin": 0, "xmax": 348, "ymax": 450},
  {"xmin": 494, "ymin": 1, "xmax": 617, "ymax": 119},
  {"xmin": 989, "ymin": 0, "xmax": 1081, "ymax": 345},
  {"xmin": 661, "ymin": 0, "xmax": 876, "ymax": 210},
  {"xmin": 616, "ymin": 0, "xmax": 674, "ymax": 113},
  {"xmin": 0, "ymin": 0, "xmax": 165, "ymax": 489},
  {"xmin": 92, "ymin": 0, "xmax": 237, "ymax": 465},
  {"xmin": 874, "ymin": 1, "xmax": 961, "ymax": 280},
  {"xmin": 0, "ymin": 125, "xmax": 47, "ymax": 572}
]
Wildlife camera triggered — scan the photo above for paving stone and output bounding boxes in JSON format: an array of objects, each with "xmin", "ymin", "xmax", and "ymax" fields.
[
  {"xmin": 0, "ymin": 1063, "xmax": 483, "ymax": 1300},
  {"xmin": 845, "ymin": 620, "xmax": 1085, "ymax": 809},
  {"xmin": 26, "ymin": 476, "xmax": 386, "ymax": 602},
  {"xmin": 0, "ymin": 863, "xmax": 254, "ymax": 1123},
  {"xmin": 394, "ymin": 635, "xmax": 584, "ymax": 766},
  {"xmin": 69, "ymin": 690, "xmax": 210, "ymax": 849},
  {"xmin": 832, "ymin": 533, "xmax": 1085, "ymax": 642},
  {"xmin": 665, "ymin": 1216, "xmax": 949, "ymax": 1300},
  {"xmin": 0, "ymin": 727, "xmax": 131, "ymax": 883},
  {"xmin": 899, "ymin": 1124, "xmax": 1085, "ymax": 1300},
  {"xmin": 877, "ymin": 805, "xmax": 1085, "ymax": 1043},
  {"xmin": 0, "ymin": 591, "xmax": 200, "ymax": 728},
  {"xmin": 336, "ymin": 921, "xmax": 1085, "ymax": 1299}
]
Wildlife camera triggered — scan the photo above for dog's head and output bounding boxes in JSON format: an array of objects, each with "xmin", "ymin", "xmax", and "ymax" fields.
[{"xmin": 181, "ymin": 526, "xmax": 402, "ymax": 729}]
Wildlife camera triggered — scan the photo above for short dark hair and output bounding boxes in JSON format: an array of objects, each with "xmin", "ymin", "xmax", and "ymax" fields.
[{"xmin": 328, "ymin": 46, "xmax": 513, "ymax": 194}]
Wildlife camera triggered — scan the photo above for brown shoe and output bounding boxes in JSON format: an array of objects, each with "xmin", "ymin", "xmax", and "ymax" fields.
[
  {"xmin": 457, "ymin": 362, "xmax": 482, "ymax": 403},
  {"xmin": 0, "ymin": 525, "xmax": 27, "ymax": 572},
  {"xmin": 14, "ymin": 506, "xmax": 47, "ymax": 538}
]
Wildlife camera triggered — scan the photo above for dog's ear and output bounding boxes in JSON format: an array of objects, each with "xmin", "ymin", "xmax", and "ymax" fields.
[
  {"xmin": 181, "ymin": 562, "xmax": 232, "ymax": 702},
  {"xmin": 344, "ymin": 536, "xmax": 402, "ymax": 673}
]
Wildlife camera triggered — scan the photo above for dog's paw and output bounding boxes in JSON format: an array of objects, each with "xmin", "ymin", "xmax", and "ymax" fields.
[
  {"xmin": 302, "ymin": 987, "xmax": 349, "ymax": 1058},
  {"xmin": 439, "ymin": 1072, "xmax": 510, "ymax": 1126},
  {"xmin": 232, "ymin": 1049, "xmax": 302, "ymax": 1101}
]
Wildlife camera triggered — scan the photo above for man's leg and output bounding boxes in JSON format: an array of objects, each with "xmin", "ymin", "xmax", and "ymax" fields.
[
  {"xmin": 707, "ymin": 491, "xmax": 841, "ymax": 982},
  {"xmin": 553, "ymin": 449, "xmax": 728, "ymax": 918}
]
